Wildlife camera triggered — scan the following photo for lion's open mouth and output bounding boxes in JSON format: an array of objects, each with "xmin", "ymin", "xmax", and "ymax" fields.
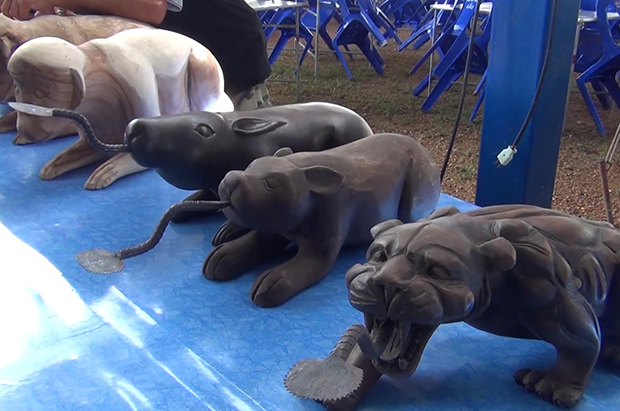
[{"xmin": 365, "ymin": 313, "xmax": 438, "ymax": 377}]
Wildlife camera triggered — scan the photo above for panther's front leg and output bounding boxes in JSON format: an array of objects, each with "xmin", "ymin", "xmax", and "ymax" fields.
[
  {"xmin": 515, "ymin": 290, "xmax": 600, "ymax": 408},
  {"xmin": 250, "ymin": 235, "xmax": 344, "ymax": 308}
]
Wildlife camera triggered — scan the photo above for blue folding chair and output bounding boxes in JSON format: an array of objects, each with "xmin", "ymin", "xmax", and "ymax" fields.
[
  {"xmin": 257, "ymin": 10, "xmax": 276, "ymax": 25},
  {"xmin": 468, "ymin": 0, "xmax": 611, "ymax": 123},
  {"xmin": 412, "ymin": 0, "xmax": 492, "ymax": 112},
  {"xmin": 469, "ymin": 67, "xmax": 487, "ymax": 121},
  {"xmin": 379, "ymin": 0, "xmax": 428, "ymax": 29},
  {"xmin": 575, "ymin": 0, "xmax": 620, "ymax": 134},
  {"xmin": 397, "ymin": 0, "xmax": 458, "ymax": 53},
  {"xmin": 301, "ymin": 0, "xmax": 356, "ymax": 62},
  {"xmin": 331, "ymin": 0, "xmax": 403, "ymax": 79},
  {"xmin": 262, "ymin": 8, "xmax": 315, "ymax": 68},
  {"xmin": 262, "ymin": 1, "xmax": 359, "ymax": 74}
]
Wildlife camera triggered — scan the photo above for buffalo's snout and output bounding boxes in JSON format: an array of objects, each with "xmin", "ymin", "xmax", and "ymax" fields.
[{"xmin": 125, "ymin": 119, "xmax": 147, "ymax": 147}]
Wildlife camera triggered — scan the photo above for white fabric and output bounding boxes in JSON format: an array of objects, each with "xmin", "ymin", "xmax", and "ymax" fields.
[{"xmin": 167, "ymin": 0, "xmax": 183, "ymax": 12}]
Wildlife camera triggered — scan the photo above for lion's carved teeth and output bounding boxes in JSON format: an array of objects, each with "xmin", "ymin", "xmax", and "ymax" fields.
[
  {"xmin": 398, "ymin": 322, "xmax": 411, "ymax": 358},
  {"xmin": 398, "ymin": 358, "xmax": 408, "ymax": 370},
  {"xmin": 364, "ymin": 313, "xmax": 374, "ymax": 332}
]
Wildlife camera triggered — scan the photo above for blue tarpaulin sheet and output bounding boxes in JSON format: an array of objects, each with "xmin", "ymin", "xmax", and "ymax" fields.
[{"xmin": 1, "ymin": 131, "xmax": 619, "ymax": 410}]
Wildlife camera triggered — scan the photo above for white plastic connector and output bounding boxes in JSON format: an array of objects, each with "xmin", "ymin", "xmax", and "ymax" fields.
[{"xmin": 496, "ymin": 146, "xmax": 517, "ymax": 166}]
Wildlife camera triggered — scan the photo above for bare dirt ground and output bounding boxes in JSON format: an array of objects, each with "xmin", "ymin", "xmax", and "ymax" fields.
[{"xmin": 265, "ymin": 26, "xmax": 620, "ymax": 223}]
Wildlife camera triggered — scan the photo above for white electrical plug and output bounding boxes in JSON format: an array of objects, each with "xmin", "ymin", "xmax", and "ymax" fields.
[{"xmin": 496, "ymin": 146, "xmax": 517, "ymax": 166}]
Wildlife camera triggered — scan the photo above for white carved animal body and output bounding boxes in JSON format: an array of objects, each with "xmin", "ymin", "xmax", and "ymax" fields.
[
  {"xmin": 0, "ymin": 13, "xmax": 150, "ymax": 134},
  {"xmin": 9, "ymin": 28, "xmax": 233, "ymax": 189}
]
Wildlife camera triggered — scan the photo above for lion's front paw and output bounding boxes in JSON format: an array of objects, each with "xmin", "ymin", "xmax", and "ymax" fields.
[
  {"xmin": 202, "ymin": 243, "xmax": 247, "ymax": 281},
  {"xmin": 600, "ymin": 341, "xmax": 620, "ymax": 368},
  {"xmin": 322, "ymin": 394, "xmax": 360, "ymax": 411},
  {"xmin": 212, "ymin": 221, "xmax": 249, "ymax": 246},
  {"xmin": 39, "ymin": 159, "xmax": 63, "ymax": 180},
  {"xmin": 251, "ymin": 268, "xmax": 295, "ymax": 308},
  {"xmin": 84, "ymin": 162, "xmax": 120, "ymax": 189},
  {"xmin": 515, "ymin": 369, "xmax": 584, "ymax": 408},
  {"xmin": 13, "ymin": 133, "xmax": 34, "ymax": 145}
]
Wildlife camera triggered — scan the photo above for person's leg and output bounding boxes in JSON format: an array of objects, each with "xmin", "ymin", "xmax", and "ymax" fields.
[{"xmin": 231, "ymin": 82, "xmax": 272, "ymax": 111}]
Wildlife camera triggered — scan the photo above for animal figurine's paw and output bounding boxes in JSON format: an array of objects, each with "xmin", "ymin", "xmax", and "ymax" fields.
[
  {"xmin": 600, "ymin": 341, "xmax": 620, "ymax": 367},
  {"xmin": 39, "ymin": 161, "xmax": 63, "ymax": 180},
  {"xmin": 13, "ymin": 134, "xmax": 33, "ymax": 145},
  {"xmin": 84, "ymin": 163, "xmax": 119, "ymax": 190},
  {"xmin": 202, "ymin": 244, "xmax": 246, "ymax": 281},
  {"xmin": 322, "ymin": 394, "xmax": 360, "ymax": 411},
  {"xmin": 212, "ymin": 221, "xmax": 249, "ymax": 246},
  {"xmin": 251, "ymin": 268, "xmax": 292, "ymax": 308},
  {"xmin": 0, "ymin": 111, "xmax": 17, "ymax": 133},
  {"xmin": 514, "ymin": 369, "xmax": 584, "ymax": 408}
]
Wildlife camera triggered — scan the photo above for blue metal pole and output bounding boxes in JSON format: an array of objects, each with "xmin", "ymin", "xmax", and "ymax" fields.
[{"xmin": 475, "ymin": 0, "xmax": 580, "ymax": 208}]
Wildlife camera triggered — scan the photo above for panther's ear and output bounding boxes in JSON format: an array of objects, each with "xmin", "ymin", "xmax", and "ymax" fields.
[
  {"xmin": 491, "ymin": 218, "xmax": 535, "ymax": 240},
  {"xmin": 477, "ymin": 237, "xmax": 516, "ymax": 273},
  {"xmin": 231, "ymin": 118, "xmax": 287, "ymax": 136},
  {"xmin": 492, "ymin": 219, "xmax": 553, "ymax": 268},
  {"xmin": 425, "ymin": 206, "xmax": 461, "ymax": 221},
  {"xmin": 370, "ymin": 219, "xmax": 403, "ymax": 238}
]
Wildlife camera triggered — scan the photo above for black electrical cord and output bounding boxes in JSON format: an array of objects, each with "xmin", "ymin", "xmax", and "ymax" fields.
[
  {"xmin": 509, "ymin": 0, "xmax": 559, "ymax": 150},
  {"xmin": 440, "ymin": 0, "xmax": 483, "ymax": 182}
]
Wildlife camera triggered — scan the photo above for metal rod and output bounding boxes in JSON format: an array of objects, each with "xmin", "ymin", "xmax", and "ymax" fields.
[
  {"xmin": 599, "ymin": 122, "xmax": 620, "ymax": 225},
  {"xmin": 565, "ymin": 22, "xmax": 583, "ymax": 121},
  {"xmin": 314, "ymin": 0, "xmax": 320, "ymax": 77},
  {"xmin": 429, "ymin": 8, "xmax": 437, "ymax": 98},
  {"xmin": 295, "ymin": 5, "xmax": 301, "ymax": 100},
  {"xmin": 440, "ymin": 0, "xmax": 482, "ymax": 182},
  {"xmin": 263, "ymin": 24, "xmax": 298, "ymax": 28},
  {"xmin": 599, "ymin": 160, "xmax": 615, "ymax": 225},
  {"xmin": 267, "ymin": 47, "xmax": 366, "ymax": 56},
  {"xmin": 605, "ymin": 121, "xmax": 620, "ymax": 164},
  {"xmin": 266, "ymin": 78, "xmax": 308, "ymax": 83}
]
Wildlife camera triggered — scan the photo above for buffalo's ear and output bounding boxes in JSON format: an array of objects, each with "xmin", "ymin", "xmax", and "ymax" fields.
[
  {"xmin": 301, "ymin": 165, "xmax": 343, "ymax": 196},
  {"xmin": 370, "ymin": 219, "xmax": 403, "ymax": 238},
  {"xmin": 69, "ymin": 68, "xmax": 85, "ymax": 110},
  {"xmin": 477, "ymin": 237, "xmax": 516, "ymax": 273},
  {"xmin": 273, "ymin": 147, "xmax": 293, "ymax": 157},
  {"xmin": 231, "ymin": 117, "xmax": 287, "ymax": 135}
]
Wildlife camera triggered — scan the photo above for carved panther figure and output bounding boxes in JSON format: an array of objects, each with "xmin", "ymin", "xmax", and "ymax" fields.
[{"xmin": 342, "ymin": 204, "xmax": 620, "ymax": 409}]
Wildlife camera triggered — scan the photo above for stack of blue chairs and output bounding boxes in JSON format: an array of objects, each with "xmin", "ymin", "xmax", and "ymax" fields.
[
  {"xmin": 397, "ymin": 0, "xmax": 457, "ymax": 52},
  {"xmin": 468, "ymin": 0, "xmax": 620, "ymax": 125},
  {"xmin": 260, "ymin": 0, "xmax": 620, "ymax": 133},
  {"xmin": 260, "ymin": 0, "xmax": 403, "ymax": 79},
  {"xmin": 330, "ymin": 0, "xmax": 402, "ymax": 78},
  {"xmin": 397, "ymin": 0, "xmax": 492, "ymax": 115},
  {"xmin": 262, "ymin": 6, "xmax": 316, "ymax": 68},
  {"xmin": 300, "ymin": 0, "xmax": 355, "ymax": 62},
  {"xmin": 378, "ymin": 0, "xmax": 431, "ymax": 30},
  {"xmin": 574, "ymin": 0, "xmax": 620, "ymax": 135}
]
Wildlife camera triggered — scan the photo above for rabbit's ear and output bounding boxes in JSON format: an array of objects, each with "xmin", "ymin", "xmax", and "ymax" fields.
[{"xmin": 231, "ymin": 118, "xmax": 287, "ymax": 135}]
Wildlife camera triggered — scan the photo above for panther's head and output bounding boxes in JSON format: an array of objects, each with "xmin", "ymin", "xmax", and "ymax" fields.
[{"xmin": 346, "ymin": 210, "xmax": 517, "ymax": 377}]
